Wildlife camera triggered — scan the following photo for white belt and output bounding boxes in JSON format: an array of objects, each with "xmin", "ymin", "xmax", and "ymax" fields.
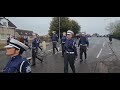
[
  {"xmin": 66, "ymin": 51, "xmax": 74, "ymax": 54},
  {"xmin": 53, "ymin": 41, "xmax": 57, "ymax": 42},
  {"xmin": 80, "ymin": 44, "xmax": 87, "ymax": 46},
  {"xmin": 62, "ymin": 42, "xmax": 65, "ymax": 43}
]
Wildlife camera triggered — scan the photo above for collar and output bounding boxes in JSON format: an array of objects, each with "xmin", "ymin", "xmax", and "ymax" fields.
[{"xmin": 11, "ymin": 55, "xmax": 21, "ymax": 61}]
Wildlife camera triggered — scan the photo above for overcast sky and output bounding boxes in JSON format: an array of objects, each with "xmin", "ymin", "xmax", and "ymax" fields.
[{"xmin": 7, "ymin": 17, "xmax": 120, "ymax": 36}]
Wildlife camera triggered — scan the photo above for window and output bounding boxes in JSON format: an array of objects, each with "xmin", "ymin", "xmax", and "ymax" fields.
[
  {"xmin": 1, "ymin": 19, "xmax": 8, "ymax": 27},
  {"xmin": 0, "ymin": 34, "xmax": 7, "ymax": 40}
]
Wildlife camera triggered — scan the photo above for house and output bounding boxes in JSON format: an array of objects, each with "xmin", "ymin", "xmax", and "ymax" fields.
[
  {"xmin": 0, "ymin": 17, "xmax": 17, "ymax": 41},
  {"xmin": 16, "ymin": 29, "xmax": 33, "ymax": 41}
]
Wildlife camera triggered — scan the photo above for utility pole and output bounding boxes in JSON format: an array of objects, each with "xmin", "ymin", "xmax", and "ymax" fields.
[{"xmin": 59, "ymin": 17, "xmax": 61, "ymax": 42}]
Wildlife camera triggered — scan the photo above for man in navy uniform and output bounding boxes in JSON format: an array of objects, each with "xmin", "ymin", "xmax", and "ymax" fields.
[
  {"xmin": 24, "ymin": 36, "xmax": 31, "ymax": 49},
  {"xmin": 109, "ymin": 34, "xmax": 112, "ymax": 44},
  {"xmin": 64, "ymin": 30, "xmax": 77, "ymax": 73},
  {"xmin": 52, "ymin": 31, "xmax": 58, "ymax": 54},
  {"xmin": 61, "ymin": 32, "xmax": 67, "ymax": 57},
  {"xmin": 36, "ymin": 35, "xmax": 42, "ymax": 51},
  {"xmin": 78, "ymin": 32, "xmax": 89, "ymax": 63},
  {"xmin": 31, "ymin": 33, "xmax": 43, "ymax": 66},
  {"xmin": 3, "ymin": 38, "xmax": 31, "ymax": 73}
]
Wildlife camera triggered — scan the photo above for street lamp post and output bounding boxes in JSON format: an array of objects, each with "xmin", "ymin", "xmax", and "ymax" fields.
[{"xmin": 59, "ymin": 17, "xmax": 61, "ymax": 42}]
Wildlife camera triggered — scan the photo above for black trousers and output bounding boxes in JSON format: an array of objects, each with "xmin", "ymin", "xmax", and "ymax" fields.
[
  {"xmin": 64, "ymin": 53, "xmax": 75, "ymax": 73},
  {"xmin": 61, "ymin": 43, "xmax": 65, "ymax": 56},
  {"xmin": 80, "ymin": 45, "xmax": 87, "ymax": 60},
  {"xmin": 32, "ymin": 48, "xmax": 43, "ymax": 65},
  {"xmin": 39, "ymin": 46, "xmax": 43, "ymax": 51},
  {"xmin": 53, "ymin": 42, "xmax": 58, "ymax": 54}
]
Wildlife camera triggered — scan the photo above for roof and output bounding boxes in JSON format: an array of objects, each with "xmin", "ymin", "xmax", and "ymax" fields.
[
  {"xmin": 16, "ymin": 29, "xmax": 33, "ymax": 36},
  {"xmin": 0, "ymin": 23, "xmax": 3, "ymax": 26},
  {"xmin": 7, "ymin": 19, "xmax": 17, "ymax": 28},
  {"xmin": 0, "ymin": 17, "xmax": 17, "ymax": 28}
]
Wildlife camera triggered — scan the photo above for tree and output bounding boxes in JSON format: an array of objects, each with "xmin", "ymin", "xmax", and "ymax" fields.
[
  {"xmin": 48, "ymin": 17, "xmax": 81, "ymax": 38},
  {"xmin": 113, "ymin": 23, "xmax": 120, "ymax": 37},
  {"xmin": 69, "ymin": 20, "xmax": 81, "ymax": 35},
  {"xmin": 49, "ymin": 17, "xmax": 70, "ymax": 38},
  {"xmin": 105, "ymin": 20, "xmax": 120, "ymax": 39},
  {"xmin": 105, "ymin": 22, "xmax": 115, "ymax": 34}
]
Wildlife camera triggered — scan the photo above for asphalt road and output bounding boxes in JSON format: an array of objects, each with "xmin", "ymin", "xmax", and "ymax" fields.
[
  {"xmin": 1, "ymin": 37, "xmax": 120, "ymax": 73},
  {"xmin": 73, "ymin": 37, "xmax": 120, "ymax": 73}
]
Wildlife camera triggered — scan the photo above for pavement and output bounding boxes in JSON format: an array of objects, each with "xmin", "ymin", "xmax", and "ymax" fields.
[{"xmin": 1, "ymin": 37, "xmax": 120, "ymax": 73}]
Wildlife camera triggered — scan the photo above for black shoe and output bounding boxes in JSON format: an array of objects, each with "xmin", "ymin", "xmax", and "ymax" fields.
[
  {"xmin": 80, "ymin": 59, "xmax": 83, "ymax": 63},
  {"xmin": 31, "ymin": 64, "xmax": 36, "ymax": 66},
  {"xmin": 41, "ymin": 58, "xmax": 43, "ymax": 63}
]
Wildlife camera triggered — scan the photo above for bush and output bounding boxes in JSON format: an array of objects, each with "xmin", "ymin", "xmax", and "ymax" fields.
[
  {"xmin": 0, "ymin": 43, "xmax": 5, "ymax": 51},
  {"xmin": 39, "ymin": 36, "xmax": 51, "ymax": 42}
]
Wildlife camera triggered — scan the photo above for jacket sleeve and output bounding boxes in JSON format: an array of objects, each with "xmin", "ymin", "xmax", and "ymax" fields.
[
  {"xmin": 78, "ymin": 38, "xmax": 81, "ymax": 47},
  {"xmin": 56, "ymin": 35, "xmax": 58, "ymax": 42},
  {"xmin": 73, "ymin": 42, "xmax": 77, "ymax": 56},
  {"xmin": 86, "ymin": 38, "xmax": 89, "ymax": 47}
]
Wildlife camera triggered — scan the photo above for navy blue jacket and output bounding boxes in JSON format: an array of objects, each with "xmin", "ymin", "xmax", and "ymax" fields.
[
  {"xmin": 3, "ymin": 55, "xmax": 31, "ymax": 73},
  {"xmin": 52, "ymin": 34, "xmax": 58, "ymax": 42},
  {"xmin": 64, "ymin": 39, "xmax": 77, "ymax": 56},
  {"xmin": 32, "ymin": 38, "xmax": 38, "ymax": 49},
  {"xmin": 61, "ymin": 36, "xmax": 67, "ymax": 44},
  {"xmin": 36, "ymin": 38, "xmax": 41, "ymax": 47},
  {"xmin": 78, "ymin": 36, "xmax": 89, "ymax": 47}
]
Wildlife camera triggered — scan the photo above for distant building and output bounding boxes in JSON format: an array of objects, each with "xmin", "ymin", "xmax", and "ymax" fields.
[
  {"xmin": 0, "ymin": 17, "xmax": 17, "ymax": 40},
  {"xmin": 16, "ymin": 29, "xmax": 33, "ymax": 41}
]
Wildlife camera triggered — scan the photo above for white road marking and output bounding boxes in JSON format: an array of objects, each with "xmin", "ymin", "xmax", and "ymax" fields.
[
  {"xmin": 55, "ymin": 51, "xmax": 62, "ymax": 54},
  {"xmin": 96, "ymin": 48, "xmax": 102, "ymax": 58},
  {"xmin": 103, "ymin": 42, "xmax": 105, "ymax": 47},
  {"xmin": 48, "ymin": 49, "xmax": 52, "ymax": 52},
  {"xmin": 47, "ymin": 47, "xmax": 60, "ymax": 52},
  {"xmin": 47, "ymin": 51, "xmax": 62, "ymax": 57},
  {"xmin": 108, "ymin": 53, "xmax": 112, "ymax": 54}
]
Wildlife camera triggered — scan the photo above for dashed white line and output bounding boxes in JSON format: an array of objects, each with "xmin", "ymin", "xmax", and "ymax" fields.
[
  {"xmin": 108, "ymin": 53, "xmax": 112, "ymax": 54},
  {"xmin": 57, "ymin": 51, "xmax": 62, "ymax": 54},
  {"xmin": 96, "ymin": 48, "xmax": 102, "ymax": 58},
  {"xmin": 47, "ymin": 47, "xmax": 60, "ymax": 52},
  {"xmin": 47, "ymin": 49, "xmax": 53, "ymax": 52},
  {"xmin": 48, "ymin": 51, "xmax": 62, "ymax": 57},
  {"xmin": 103, "ymin": 42, "xmax": 105, "ymax": 47}
]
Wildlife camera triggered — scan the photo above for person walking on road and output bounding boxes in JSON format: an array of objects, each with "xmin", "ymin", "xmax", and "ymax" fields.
[
  {"xmin": 52, "ymin": 31, "xmax": 59, "ymax": 54},
  {"xmin": 109, "ymin": 34, "xmax": 112, "ymax": 44},
  {"xmin": 31, "ymin": 33, "xmax": 43, "ymax": 66},
  {"xmin": 36, "ymin": 35, "xmax": 43, "ymax": 51},
  {"xmin": 3, "ymin": 38, "xmax": 31, "ymax": 73},
  {"xmin": 24, "ymin": 36, "xmax": 31, "ymax": 49},
  {"xmin": 61, "ymin": 32, "xmax": 67, "ymax": 57},
  {"xmin": 64, "ymin": 30, "xmax": 77, "ymax": 73},
  {"xmin": 7, "ymin": 35, "xmax": 11, "ymax": 45},
  {"xmin": 78, "ymin": 32, "xmax": 89, "ymax": 63}
]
